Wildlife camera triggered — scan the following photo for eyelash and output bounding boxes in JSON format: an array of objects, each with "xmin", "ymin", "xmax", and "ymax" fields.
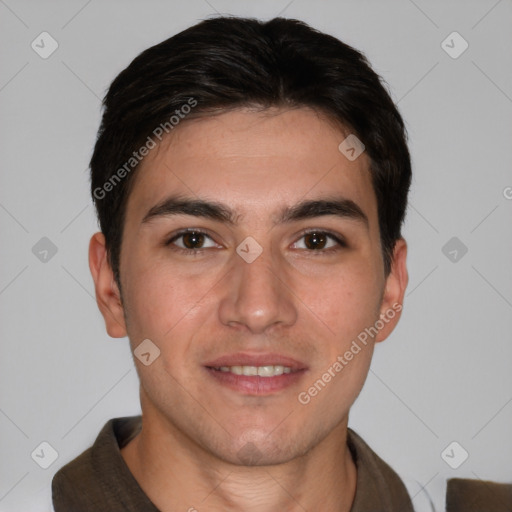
[{"xmin": 165, "ymin": 228, "xmax": 347, "ymax": 255}]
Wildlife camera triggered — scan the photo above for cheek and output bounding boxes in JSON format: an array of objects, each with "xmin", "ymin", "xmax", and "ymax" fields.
[
  {"xmin": 294, "ymin": 262, "xmax": 383, "ymax": 344},
  {"xmin": 295, "ymin": 270, "xmax": 379, "ymax": 414},
  {"xmin": 121, "ymin": 255, "xmax": 221, "ymax": 367},
  {"xmin": 121, "ymin": 258, "xmax": 190, "ymax": 340}
]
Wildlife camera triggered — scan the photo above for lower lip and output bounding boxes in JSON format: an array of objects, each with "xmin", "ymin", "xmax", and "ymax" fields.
[{"xmin": 205, "ymin": 367, "xmax": 307, "ymax": 395}]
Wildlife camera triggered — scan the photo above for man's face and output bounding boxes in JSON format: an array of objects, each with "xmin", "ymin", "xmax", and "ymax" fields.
[{"xmin": 97, "ymin": 108, "xmax": 406, "ymax": 465}]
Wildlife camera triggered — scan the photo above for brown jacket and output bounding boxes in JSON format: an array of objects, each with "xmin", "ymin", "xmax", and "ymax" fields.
[
  {"xmin": 446, "ymin": 477, "xmax": 512, "ymax": 511},
  {"xmin": 52, "ymin": 416, "xmax": 415, "ymax": 511}
]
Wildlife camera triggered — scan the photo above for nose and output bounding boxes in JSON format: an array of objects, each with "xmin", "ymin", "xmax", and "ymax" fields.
[{"xmin": 217, "ymin": 245, "xmax": 298, "ymax": 334}]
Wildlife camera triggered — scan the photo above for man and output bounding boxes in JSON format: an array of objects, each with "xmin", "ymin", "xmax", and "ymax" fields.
[{"xmin": 52, "ymin": 16, "xmax": 414, "ymax": 511}]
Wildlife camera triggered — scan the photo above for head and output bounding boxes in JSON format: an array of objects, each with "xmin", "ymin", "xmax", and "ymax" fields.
[{"xmin": 89, "ymin": 16, "xmax": 410, "ymax": 465}]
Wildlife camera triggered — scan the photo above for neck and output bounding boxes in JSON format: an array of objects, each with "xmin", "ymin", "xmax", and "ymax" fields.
[{"xmin": 121, "ymin": 399, "xmax": 357, "ymax": 512}]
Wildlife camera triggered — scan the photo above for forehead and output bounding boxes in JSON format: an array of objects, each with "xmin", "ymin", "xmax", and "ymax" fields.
[{"xmin": 126, "ymin": 108, "xmax": 378, "ymax": 225}]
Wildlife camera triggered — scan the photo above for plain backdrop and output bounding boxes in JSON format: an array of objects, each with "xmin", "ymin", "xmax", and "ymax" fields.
[{"xmin": 1, "ymin": 1, "xmax": 511, "ymax": 511}]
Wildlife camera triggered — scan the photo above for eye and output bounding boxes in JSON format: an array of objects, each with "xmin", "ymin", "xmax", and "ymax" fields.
[
  {"xmin": 292, "ymin": 230, "xmax": 346, "ymax": 251},
  {"xmin": 166, "ymin": 229, "xmax": 219, "ymax": 252}
]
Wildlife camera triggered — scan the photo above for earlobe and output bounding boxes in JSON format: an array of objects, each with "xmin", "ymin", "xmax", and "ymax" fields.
[
  {"xmin": 88, "ymin": 232, "xmax": 127, "ymax": 338},
  {"xmin": 375, "ymin": 238, "xmax": 408, "ymax": 343}
]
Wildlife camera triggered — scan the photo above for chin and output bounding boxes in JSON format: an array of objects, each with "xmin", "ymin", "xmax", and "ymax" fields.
[
  {"xmin": 204, "ymin": 426, "xmax": 314, "ymax": 468},
  {"xmin": 219, "ymin": 442, "xmax": 301, "ymax": 467}
]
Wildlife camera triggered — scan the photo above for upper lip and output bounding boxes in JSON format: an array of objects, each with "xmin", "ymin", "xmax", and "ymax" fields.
[{"xmin": 205, "ymin": 352, "xmax": 308, "ymax": 371}]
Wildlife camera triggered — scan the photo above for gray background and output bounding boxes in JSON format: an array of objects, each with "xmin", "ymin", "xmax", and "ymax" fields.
[{"xmin": 1, "ymin": 0, "xmax": 511, "ymax": 511}]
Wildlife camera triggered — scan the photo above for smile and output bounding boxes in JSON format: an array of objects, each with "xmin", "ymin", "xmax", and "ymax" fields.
[{"xmin": 212, "ymin": 365, "xmax": 295, "ymax": 377}]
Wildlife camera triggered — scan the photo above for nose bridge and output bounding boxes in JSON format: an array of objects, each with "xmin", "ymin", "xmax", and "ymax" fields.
[{"xmin": 218, "ymin": 243, "xmax": 297, "ymax": 333}]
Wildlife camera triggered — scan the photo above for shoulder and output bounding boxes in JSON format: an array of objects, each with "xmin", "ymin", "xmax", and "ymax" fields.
[
  {"xmin": 51, "ymin": 437, "xmax": 102, "ymax": 507},
  {"xmin": 51, "ymin": 416, "xmax": 152, "ymax": 511},
  {"xmin": 446, "ymin": 477, "xmax": 512, "ymax": 511},
  {"xmin": 347, "ymin": 428, "xmax": 409, "ymax": 490},
  {"xmin": 347, "ymin": 428, "xmax": 415, "ymax": 512}
]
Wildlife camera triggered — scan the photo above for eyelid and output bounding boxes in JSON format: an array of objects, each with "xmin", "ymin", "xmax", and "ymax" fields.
[
  {"xmin": 165, "ymin": 227, "xmax": 347, "ymax": 252},
  {"xmin": 165, "ymin": 228, "xmax": 220, "ymax": 250},
  {"xmin": 293, "ymin": 228, "xmax": 347, "ymax": 249}
]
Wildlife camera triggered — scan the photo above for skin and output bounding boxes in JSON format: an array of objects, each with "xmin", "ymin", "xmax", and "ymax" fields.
[{"xmin": 89, "ymin": 107, "xmax": 408, "ymax": 511}]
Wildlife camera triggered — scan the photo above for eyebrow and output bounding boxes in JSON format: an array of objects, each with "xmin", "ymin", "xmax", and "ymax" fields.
[{"xmin": 141, "ymin": 195, "xmax": 369, "ymax": 228}]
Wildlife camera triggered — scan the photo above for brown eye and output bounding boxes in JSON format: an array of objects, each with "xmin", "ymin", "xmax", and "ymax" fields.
[
  {"xmin": 292, "ymin": 231, "xmax": 345, "ymax": 252},
  {"xmin": 181, "ymin": 231, "xmax": 205, "ymax": 249},
  {"xmin": 304, "ymin": 232, "xmax": 328, "ymax": 250},
  {"xmin": 167, "ymin": 230, "xmax": 218, "ymax": 251}
]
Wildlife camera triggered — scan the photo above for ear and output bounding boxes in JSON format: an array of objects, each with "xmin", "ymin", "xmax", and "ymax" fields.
[
  {"xmin": 375, "ymin": 238, "xmax": 408, "ymax": 343},
  {"xmin": 88, "ymin": 232, "xmax": 127, "ymax": 338}
]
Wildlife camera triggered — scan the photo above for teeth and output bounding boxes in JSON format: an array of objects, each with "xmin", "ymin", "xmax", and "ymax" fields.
[
  {"xmin": 257, "ymin": 366, "xmax": 275, "ymax": 377},
  {"xmin": 272, "ymin": 365, "xmax": 284, "ymax": 375},
  {"xmin": 214, "ymin": 365, "xmax": 293, "ymax": 377},
  {"xmin": 243, "ymin": 366, "xmax": 258, "ymax": 376}
]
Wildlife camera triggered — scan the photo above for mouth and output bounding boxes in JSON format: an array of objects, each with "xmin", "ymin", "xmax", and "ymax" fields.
[{"xmin": 204, "ymin": 353, "xmax": 308, "ymax": 395}]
